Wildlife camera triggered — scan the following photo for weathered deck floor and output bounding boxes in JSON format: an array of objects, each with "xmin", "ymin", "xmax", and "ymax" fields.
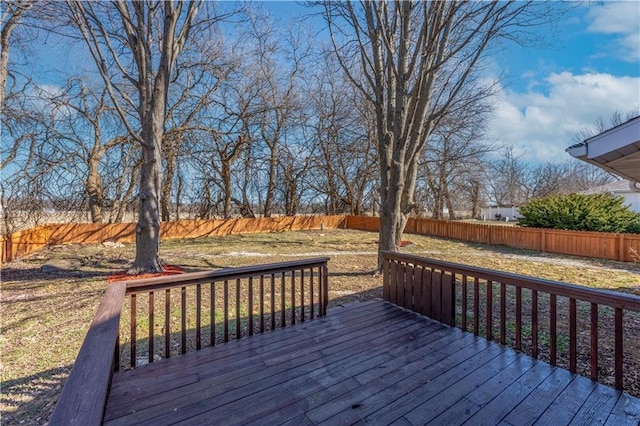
[{"xmin": 104, "ymin": 300, "xmax": 640, "ymax": 425}]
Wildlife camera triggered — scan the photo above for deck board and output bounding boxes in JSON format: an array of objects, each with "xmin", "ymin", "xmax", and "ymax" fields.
[{"xmin": 105, "ymin": 300, "xmax": 640, "ymax": 426}]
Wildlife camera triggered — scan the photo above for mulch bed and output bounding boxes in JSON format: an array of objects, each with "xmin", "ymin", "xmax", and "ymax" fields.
[{"xmin": 107, "ymin": 265, "xmax": 185, "ymax": 282}]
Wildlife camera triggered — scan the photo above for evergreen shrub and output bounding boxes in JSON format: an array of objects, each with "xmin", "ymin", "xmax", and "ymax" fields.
[{"xmin": 518, "ymin": 193, "xmax": 640, "ymax": 234}]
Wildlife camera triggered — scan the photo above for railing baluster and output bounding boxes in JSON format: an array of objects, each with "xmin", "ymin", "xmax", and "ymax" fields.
[
  {"xmin": 181, "ymin": 286, "xmax": 187, "ymax": 354},
  {"xmin": 130, "ymin": 294, "xmax": 136, "ymax": 368},
  {"xmin": 223, "ymin": 280, "xmax": 229, "ymax": 343},
  {"xmin": 407, "ymin": 265, "xmax": 415, "ymax": 312},
  {"xmin": 486, "ymin": 280, "xmax": 493, "ymax": 341},
  {"xmin": 515, "ymin": 286, "xmax": 522, "ymax": 351},
  {"xmin": 323, "ymin": 263, "xmax": 329, "ymax": 316},
  {"xmin": 461, "ymin": 275, "xmax": 467, "ymax": 332},
  {"xmin": 301, "ymin": 269, "xmax": 305, "ymax": 322},
  {"xmin": 422, "ymin": 267, "xmax": 430, "ymax": 317},
  {"xmin": 387, "ymin": 260, "xmax": 395, "ymax": 304},
  {"xmin": 397, "ymin": 262, "xmax": 406, "ymax": 308},
  {"xmin": 281, "ymin": 272, "xmax": 286, "ymax": 327},
  {"xmin": 531, "ymin": 290, "xmax": 538, "ymax": 359},
  {"xmin": 310, "ymin": 268, "xmax": 315, "ymax": 320},
  {"xmin": 248, "ymin": 277, "xmax": 254, "ymax": 336},
  {"xmin": 196, "ymin": 284, "xmax": 202, "ymax": 350},
  {"xmin": 291, "ymin": 270, "xmax": 296, "ymax": 325},
  {"xmin": 615, "ymin": 308, "xmax": 623, "ymax": 389},
  {"xmin": 383, "ymin": 257, "xmax": 390, "ymax": 301},
  {"xmin": 473, "ymin": 277, "xmax": 479, "ymax": 336},
  {"xmin": 148, "ymin": 291, "xmax": 154, "ymax": 364},
  {"xmin": 550, "ymin": 294, "xmax": 556, "ymax": 365},
  {"xmin": 590, "ymin": 302, "xmax": 598, "ymax": 381},
  {"xmin": 235, "ymin": 278, "xmax": 241, "ymax": 340},
  {"xmin": 270, "ymin": 273, "xmax": 276, "ymax": 330},
  {"xmin": 259, "ymin": 275, "xmax": 265, "ymax": 333},
  {"xmin": 569, "ymin": 298, "xmax": 577, "ymax": 372},
  {"xmin": 114, "ymin": 334, "xmax": 120, "ymax": 372},
  {"xmin": 165, "ymin": 289, "xmax": 171, "ymax": 358},
  {"xmin": 500, "ymin": 282, "xmax": 506, "ymax": 345},
  {"xmin": 210, "ymin": 282, "xmax": 215, "ymax": 346}
]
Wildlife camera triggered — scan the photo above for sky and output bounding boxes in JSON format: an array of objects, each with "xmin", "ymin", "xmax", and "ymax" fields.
[
  {"xmin": 266, "ymin": 1, "xmax": 640, "ymax": 165},
  {"xmin": 483, "ymin": 1, "xmax": 640, "ymax": 164},
  {"xmin": 22, "ymin": 1, "xmax": 640, "ymax": 166}
]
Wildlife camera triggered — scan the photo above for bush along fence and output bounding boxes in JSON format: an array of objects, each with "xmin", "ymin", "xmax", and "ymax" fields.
[
  {"xmin": 345, "ymin": 216, "xmax": 640, "ymax": 263},
  {"xmin": 2, "ymin": 215, "xmax": 640, "ymax": 265}
]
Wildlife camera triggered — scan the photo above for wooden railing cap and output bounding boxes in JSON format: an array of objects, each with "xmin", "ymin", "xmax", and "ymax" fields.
[{"xmin": 122, "ymin": 257, "xmax": 330, "ymax": 293}]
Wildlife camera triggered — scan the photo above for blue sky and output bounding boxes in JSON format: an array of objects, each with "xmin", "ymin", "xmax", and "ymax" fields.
[
  {"xmin": 24, "ymin": 1, "xmax": 640, "ymax": 165},
  {"xmin": 264, "ymin": 1, "xmax": 639, "ymax": 164},
  {"xmin": 473, "ymin": 1, "xmax": 639, "ymax": 164}
]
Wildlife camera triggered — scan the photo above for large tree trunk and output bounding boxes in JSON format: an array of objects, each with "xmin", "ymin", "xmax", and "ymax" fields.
[{"xmin": 130, "ymin": 110, "xmax": 163, "ymax": 274}]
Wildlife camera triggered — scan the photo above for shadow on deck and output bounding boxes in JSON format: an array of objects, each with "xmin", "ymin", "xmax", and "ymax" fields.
[{"xmin": 104, "ymin": 300, "xmax": 640, "ymax": 425}]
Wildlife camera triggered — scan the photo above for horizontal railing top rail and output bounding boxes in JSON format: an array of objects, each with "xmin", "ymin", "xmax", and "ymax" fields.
[
  {"xmin": 49, "ymin": 257, "xmax": 330, "ymax": 426},
  {"xmin": 381, "ymin": 251, "xmax": 640, "ymax": 311},
  {"xmin": 121, "ymin": 257, "xmax": 331, "ymax": 294}
]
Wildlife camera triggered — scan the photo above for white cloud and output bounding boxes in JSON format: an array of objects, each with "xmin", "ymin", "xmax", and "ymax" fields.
[
  {"xmin": 487, "ymin": 72, "xmax": 640, "ymax": 164},
  {"xmin": 586, "ymin": 2, "xmax": 640, "ymax": 62},
  {"xmin": 587, "ymin": 2, "xmax": 639, "ymax": 34}
]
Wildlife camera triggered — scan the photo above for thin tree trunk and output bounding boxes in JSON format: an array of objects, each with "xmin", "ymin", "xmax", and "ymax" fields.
[
  {"xmin": 264, "ymin": 150, "xmax": 277, "ymax": 217},
  {"xmin": 86, "ymin": 157, "xmax": 104, "ymax": 223}
]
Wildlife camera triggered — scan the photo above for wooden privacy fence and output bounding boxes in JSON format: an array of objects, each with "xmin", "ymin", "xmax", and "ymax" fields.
[
  {"xmin": 3, "ymin": 214, "xmax": 640, "ymax": 265},
  {"xmin": 382, "ymin": 251, "xmax": 640, "ymax": 391},
  {"xmin": 49, "ymin": 257, "xmax": 330, "ymax": 425},
  {"xmin": 346, "ymin": 216, "xmax": 640, "ymax": 263},
  {"xmin": 0, "ymin": 215, "xmax": 346, "ymax": 264}
]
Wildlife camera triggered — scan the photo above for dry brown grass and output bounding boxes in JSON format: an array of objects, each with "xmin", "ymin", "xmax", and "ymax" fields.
[{"xmin": 2, "ymin": 229, "xmax": 639, "ymax": 425}]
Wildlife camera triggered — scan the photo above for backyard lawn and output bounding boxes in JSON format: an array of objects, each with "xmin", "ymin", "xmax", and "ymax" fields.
[{"xmin": 2, "ymin": 229, "xmax": 640, "ymax": 425}]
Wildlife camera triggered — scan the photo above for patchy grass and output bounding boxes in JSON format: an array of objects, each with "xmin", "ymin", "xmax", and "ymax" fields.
[{"xmin": 2, "ymin": 229, "xmax": 639, "ymax": 424}]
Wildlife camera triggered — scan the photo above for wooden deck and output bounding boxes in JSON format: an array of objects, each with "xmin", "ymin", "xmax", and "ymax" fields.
[{"xmin": 104, "ymin": 300, "xmax": 640, "ymax": 426}]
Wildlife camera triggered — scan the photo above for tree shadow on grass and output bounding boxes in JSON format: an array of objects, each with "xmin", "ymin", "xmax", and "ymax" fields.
[
  {"xmin": 1, "ymin": 366, "xmax": 71, "ymax": 426},
  {"xmin": 0, "ymin": 266, "xmax": 111, "ymax": 284}
]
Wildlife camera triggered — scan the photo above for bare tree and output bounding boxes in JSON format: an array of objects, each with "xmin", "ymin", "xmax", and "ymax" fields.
[
  {"xmin": 417, "ymin": 87, "xmax": 494, "ymax": 219},
  {"xmin": 65, "ymin": 1, "xmax": 223, "ymax": 273},
  {"xmin": 43, "ymin": 78, "xmax": 132, "ymax": 223},
  {"xmin": 485, "ymin": 146, "xmax": 530, "ymax": 207},
  {"xmin": 0, "ymin": 0, "xmax": 36, "ymax": 112},
  {"xmin": 305, "ymin": 52, "xmax": 378, "ymax": 215},
  {"xmin": 251, "ymin": 22, "xmax": 310, "ymax": 218},
  {"xmin": 323, "ymin": 1, "xmax": 558, "ymax": 264}
]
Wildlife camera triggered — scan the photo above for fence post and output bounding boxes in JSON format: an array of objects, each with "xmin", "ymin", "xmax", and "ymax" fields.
[
  {"xmin": 619, "ymin": 234, "xmax": 625, "ymax": 262},
  {"xmin": 541, "ymin": 229, "xmax": 546, "ymax": 252}
]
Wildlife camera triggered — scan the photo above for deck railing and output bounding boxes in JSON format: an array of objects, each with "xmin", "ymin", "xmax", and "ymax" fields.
[
  {"xmin": 49, "ymin": 258, "xmax": 329, "ymax": 425},
  {"xmin": 381, "ymin": 251, "xmax": 640, "ymax": 391}
]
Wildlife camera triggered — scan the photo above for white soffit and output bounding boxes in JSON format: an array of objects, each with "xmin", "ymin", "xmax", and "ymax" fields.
[{"xmin": 567, "ymin": 116, "xmax": 640, "ymax": 183}]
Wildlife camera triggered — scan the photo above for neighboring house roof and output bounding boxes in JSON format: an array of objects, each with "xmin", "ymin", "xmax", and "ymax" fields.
[
  {"xmin": 580, "ymin": 179, "xmax": 640, "ymax": 195},
  {"xmin": 566, "ymin": 115, "xmax": 640, "ymax": 183}
]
